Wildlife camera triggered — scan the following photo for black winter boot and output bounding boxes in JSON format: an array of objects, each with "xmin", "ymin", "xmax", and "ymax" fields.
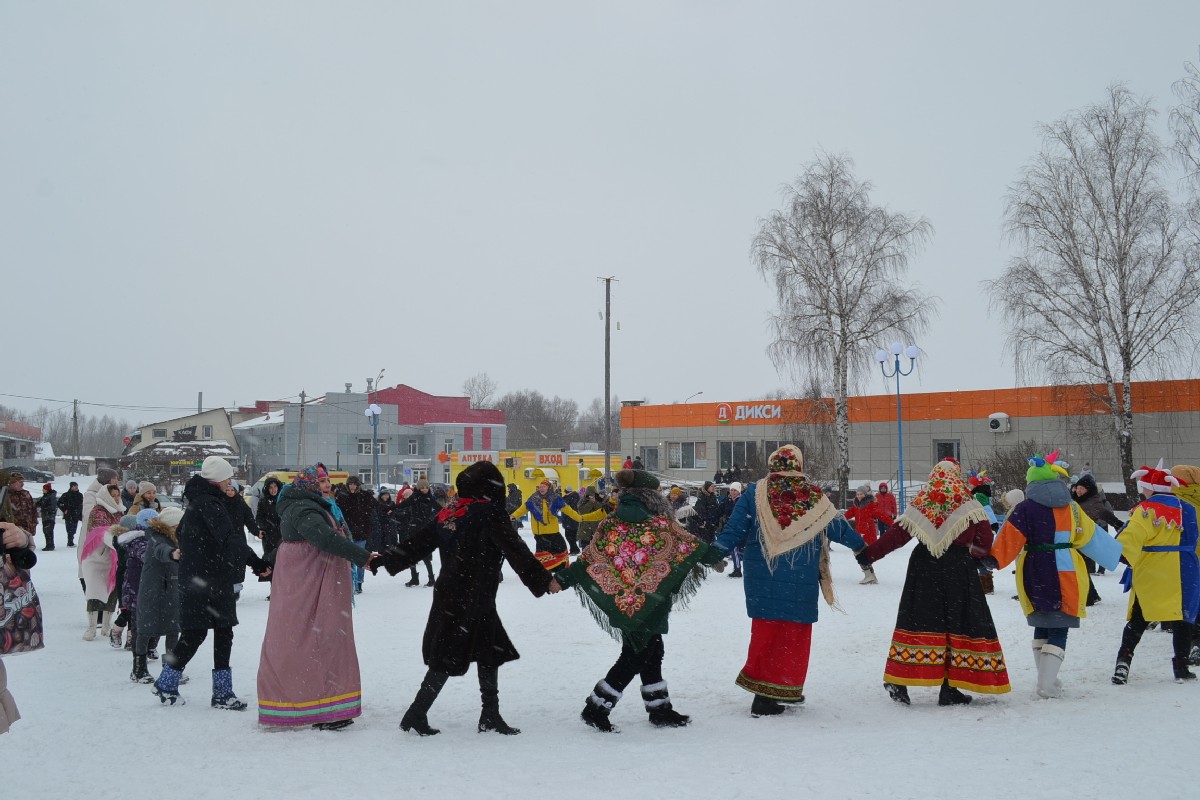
[
  {"xmin": 581, "ymin": 680, "xmax": 621, "ymax": 732},
  {"xmin": 938, "ymin": 680, "xmax": 972, "ymax": 706},
  {"xmin": 400, "ymin": 670, "xmax": 448, "ymax": 735},
  {"xmin": 1112, "ymin": 648, "xmax": 1134, "ymax": 685},
  {"xmin": 130, "ymin": 654, "xmax": 153, "ymax": 684},
  {"xmin": 641, "ymin": 681, "xmax": 690, "ymax": 727},
  {"xmin": 750, "ymin": 695, "xmax": 784, "ymax": 717},
  {"xmin": 885, "ymin": 683, "xmax": 911, "ymax": 705},
  {"xmin": 477, "ymin": 666, "xmax": 520, "ymax": 735},
  {"xmin": 1172, "ymin": 657, "xmax": 1197, "ymax": 683}
]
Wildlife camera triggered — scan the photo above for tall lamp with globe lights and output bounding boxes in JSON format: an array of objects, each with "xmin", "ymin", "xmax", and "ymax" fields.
[
  {"xmin": 365, "ymin": 369, "xmax": 385, "ymax": 492},
  {"xmin": 875, "ymin": 343, "xmax": 919, "ymax": 513}
]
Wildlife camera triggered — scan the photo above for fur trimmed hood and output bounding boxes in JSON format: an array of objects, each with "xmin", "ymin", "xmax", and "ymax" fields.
[{"xmin": 147, "ymin": 516, "xmax": 179, "ymax": 546}]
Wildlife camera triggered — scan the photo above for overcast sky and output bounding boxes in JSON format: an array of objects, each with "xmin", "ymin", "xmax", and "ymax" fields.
[{"xmin": 3, "ymin": 2, "xmax": 1198, "ymax": 425}]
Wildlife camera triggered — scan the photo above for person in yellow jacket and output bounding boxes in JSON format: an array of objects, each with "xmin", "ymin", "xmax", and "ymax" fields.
[
  {"xmin": 511, "ymin": 480, "xmax": 606, "ymax": 572},
  {"xmin": 1173, "ymin": 464, "xmax": 1200, "ymax": 666},
  {"xmin": 1111, "ymin": 462, "xmax": 1200, "ymax": 685}
]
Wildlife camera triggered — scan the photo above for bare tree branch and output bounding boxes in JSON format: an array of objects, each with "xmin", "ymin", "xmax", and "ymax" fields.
[
  {"xmin": 752, "ymin": 152, "xmax": 937, "ymax": 501},
  {"xmin": 987, "ymin": 85, "xmax": 1200, "ymax": 499}
]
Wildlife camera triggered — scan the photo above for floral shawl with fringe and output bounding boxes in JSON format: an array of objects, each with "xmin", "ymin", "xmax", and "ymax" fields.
[
  {"xmin": 896, "ymin": 460, "xmax": 989, "ymax": 557},
  {"xmin": 561, "ymin": 496, "xmax": 719, "ymax": 652}
]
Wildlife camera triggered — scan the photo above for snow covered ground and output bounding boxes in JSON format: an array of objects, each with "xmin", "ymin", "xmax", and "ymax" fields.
[{"xmin": 6, "ymin": 478, "xmax": 1198, "ymax": 799}]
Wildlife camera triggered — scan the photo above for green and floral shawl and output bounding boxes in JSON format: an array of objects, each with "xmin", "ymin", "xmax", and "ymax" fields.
[{"xmin": 561, "ymin": 495, "xmax": 715, "ymax": 652}]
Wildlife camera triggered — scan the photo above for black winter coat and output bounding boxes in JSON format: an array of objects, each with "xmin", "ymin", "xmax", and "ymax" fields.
[
  {"xmin": 57, "ymin": 488, "xmax": 83, "ymax": 521},
  {"xmin": 35, "ymin": 490, "xmax": 58, "ymax": 523},
  {"xmin": 255, "ymin": 481, "xmax": 283, "ymax": 555},
  {"xmin": 394, "ymin": 491, "xmax": 440, "ymax": 541},
  {"xmin": 376, "ymin": 497, "xmax": 552, "ymax": 676},
  {"xmin": 178, "ymin": 475, "xmax": 269, "ymax": 629},
  {"xmin": 335, "ymin": 487, "xmax": 379, "ymax": 543}
]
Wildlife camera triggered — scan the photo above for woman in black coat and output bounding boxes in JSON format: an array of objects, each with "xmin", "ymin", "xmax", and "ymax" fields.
[
  {"xmin": 374, "ymin": 460, "xmax": 557, "ymax": 736},
  {"xmin": 153, "ymin": 463, "xmax": 271, "ymax": 708},
  {"xmin": 255, "ymin": 478, "xmax": 283, "ymax": 579}
]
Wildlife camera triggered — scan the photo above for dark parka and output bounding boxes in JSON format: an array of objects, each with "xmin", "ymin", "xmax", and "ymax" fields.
[
  {"xmin": 34, "ymin": 488, "xmax": 58, "ymax": 526},
  {"xmin": 177, "ymin": 474, "xmax": 269, "ymax": 630},
  {"xmin": 375, "ymin": 461, "xmax": 553, "ymax": 676},
  {"xmin": 394, "ymin": 489, "xmax": 441, "ymax": 541},
  {"xmin": 137, "ymin": 517, "xmax": 180, "ymax": 638},
  {"xmin": 335, "ymin": 486, "xmax": 379, "ymax": 544},
  {"xmin": 692, "ymin": 488, "xmax": 722, "ymax": 543},
  {"xmin": 57, "ymin": 487, "xmax": 83, "ymax": 523},
  {"xmin": 255, "ymin": 478, "xmax": 283, "ymax": 562}
]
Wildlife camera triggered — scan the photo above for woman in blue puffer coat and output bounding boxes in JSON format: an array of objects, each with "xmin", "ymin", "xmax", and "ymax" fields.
[{"xmin": 713, "ymin": 445, "xmax": 865, "ymax": 718}]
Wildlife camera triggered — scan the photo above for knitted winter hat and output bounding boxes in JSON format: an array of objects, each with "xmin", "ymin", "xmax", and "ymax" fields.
[
  {"xmin": 119, "ymin": 514, "xmax": 138, "ymax": 530},
  {"xmin": 200, "ymin": 456, "xmax": 235, "ymax": 482},
  {"xmin": 1026, "ymin": 451, "xmax": 1069, "ymax": 483},
  {"xmin": 1131, "ymin": 459, "xmax": 1179, "ymax": 494},
  {"xmin": 138, "ymin": 480, "xmax": 156, "ymax": 495},
  {"xmin": 43, "ymin": 482, "xmax": 53, "ymax": 493},
  {"xmin": 1002, "ymin": 488, "xmax": 1025, "ymax": 510},
  {"xmin": 97, "ymin": 468, "xmax": 118, "ymax": 485},
  {"xmin": 135, "ymin": 508, "xmax": 159, "ymax": 529},
  {"xmin": 855, "ymin": 483, "xmax": 871, "ymax": 495},
  {"xmin": 292, "ymin": 464, "xmax": 329, "ymax": 493},
  {"xmin": 158, "ymin": 507, "xmax": 184, "ymax": 528},
  {"xmin": 728, "ymin": 482, "xmax": 743, "ymax": 493},
  {"xmin": 615, "ymin": 469, "xmax": 659, "ymax": 491}
]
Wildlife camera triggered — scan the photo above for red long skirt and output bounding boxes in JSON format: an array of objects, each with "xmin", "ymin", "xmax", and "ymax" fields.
[{"xmin": 735, "ymin": 618, "xmax": 812, "ymax": 701}]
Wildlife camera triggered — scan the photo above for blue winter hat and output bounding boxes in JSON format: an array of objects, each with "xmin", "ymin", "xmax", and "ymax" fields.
[
  {"xmin": 135, "ymin": 508, "xmax": 160, "ymax": 529},
  {"xmin": 119, "ymin": 514, "xmax": 138, "ymax": 530}
]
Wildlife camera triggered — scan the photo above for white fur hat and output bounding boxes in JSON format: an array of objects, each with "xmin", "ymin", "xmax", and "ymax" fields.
[{"xmin": 158, "ymin": 507, "xmax": 184, "ymax": 528}]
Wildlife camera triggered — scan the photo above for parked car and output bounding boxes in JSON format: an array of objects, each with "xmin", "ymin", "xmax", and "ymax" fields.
[{"xmin": 6, "ymin": 464, "xmax": 54, "ymax": 483}]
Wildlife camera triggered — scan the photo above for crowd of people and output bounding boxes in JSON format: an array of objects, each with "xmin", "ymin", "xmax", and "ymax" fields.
[{"xmin": 3, "ymin": 445, "xmax": 1200, "ymax": 738}]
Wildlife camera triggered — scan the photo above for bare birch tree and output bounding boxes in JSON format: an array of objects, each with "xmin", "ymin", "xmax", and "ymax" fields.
[
  {"xmin": 461, "ymin": 372, "xmax": 499, "ymax": 409},
  {"xmin": 1170, "ymin": 59, "xmax": 1200, "ymax": 190},
  {"xmin": 989, "ymin": 85, "xmax": 1200, "ymax": 500},
  {"xmin": 752, "ymin": 153, "xmax": 935, "ymax": 504}
]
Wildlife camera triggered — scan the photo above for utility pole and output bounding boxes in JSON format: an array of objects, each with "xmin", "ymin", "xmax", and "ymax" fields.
[
  {"xmin": 599, "ymin": 276, "xmax": 617, "ymax": 482},
  {"xmin": 72, "ymin": 399, "xmax": 80, "ymax": 467},
  {"xmin": 297, "ymin": 390, "xmax": 307, "ymax": 468}
]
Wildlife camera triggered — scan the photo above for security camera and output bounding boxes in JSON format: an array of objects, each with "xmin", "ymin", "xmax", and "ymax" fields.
[{"xmin": 987, "ymin": 412, "xmax": 1010, "ymax": 433}]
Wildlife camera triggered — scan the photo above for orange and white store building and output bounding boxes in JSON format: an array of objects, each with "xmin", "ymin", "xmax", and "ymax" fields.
[{"xmin": 619, "ymin": 379, "xmax": 1200, "ymax": 487}]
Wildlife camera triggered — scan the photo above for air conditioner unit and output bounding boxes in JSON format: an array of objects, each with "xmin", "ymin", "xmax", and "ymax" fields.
[{"xmin": 987, "ymin": 412, "xmax": 1010, "ymax": 433}]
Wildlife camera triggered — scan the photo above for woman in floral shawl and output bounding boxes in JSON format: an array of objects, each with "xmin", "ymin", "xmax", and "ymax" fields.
[
  {"xmin": 859, "ymin": 460, "xmax": 1011, "ymax": 705},
  {"xmin": 712, "ymin": 445, "xmax": 866, "ymax": 718},
  {"xmin": 556, "ymin": 469, "xmax": 725, "ymax": 732}
]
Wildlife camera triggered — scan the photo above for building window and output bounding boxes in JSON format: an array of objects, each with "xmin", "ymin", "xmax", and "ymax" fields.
[
  {"xmin": 763, "ymin": 440, "xmax": 781, "ymax": 456},
  {"xmin": 444, "ymin": 438, "xmax": 454, "ymax": 454},
  {"xmin": 202, "ymin": 425, "xmax": 214, "ymax": 439},
  {"xmin": 357, "ymin": 439, "xmax": 387, "ymax": 455},
  {"xmin": 442, "ymin": 465, "xmax": 452, "ymax": 483},
  {"xmin": 718, "ymin": 441, "xmax": 758, "ymax": 470},
  {"xmin": 410, "ymin": 466, "xmax": 428, "ymax": 482},
  {"xmin": 408, "ymin": 439, "xmax": 419, "ymax": 455},
  {"xmin": 934, "ymin": 440, "xmax": 961, "ymax": 463},
  {"xmin": 358, "ymin": 469, "xmax": 373, "ymax": 484},
  {"xmin": 667, "ymin": 442, "xmax": 707, "ymax": 470},
  {"xmin": 152, "ymin": 429, "xmax": 168, "ymax": 438}
]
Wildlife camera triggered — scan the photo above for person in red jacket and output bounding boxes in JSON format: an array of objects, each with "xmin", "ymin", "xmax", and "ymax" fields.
[
  {"xmin": 844, "ymin": 484, "xmax": 894, "ymax": 583},
  {"xmin": 876, "ymin": 482, "xmax": 898, "ymax": 519}
]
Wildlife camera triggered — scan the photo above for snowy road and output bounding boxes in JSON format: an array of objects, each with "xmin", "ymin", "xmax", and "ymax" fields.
[{"xmin": 6, "ymin": 484, "xmax": 1197, "ymax": 799}]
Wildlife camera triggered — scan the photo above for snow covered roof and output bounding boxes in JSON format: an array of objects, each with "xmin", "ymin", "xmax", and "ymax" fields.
[
  {"xmin": 233, "ymin": 411, "xmax": 286, "ymax": 429},
  {"xmin": 138, "ymin": 440, "xmax": 236, "ymax": 456}
]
